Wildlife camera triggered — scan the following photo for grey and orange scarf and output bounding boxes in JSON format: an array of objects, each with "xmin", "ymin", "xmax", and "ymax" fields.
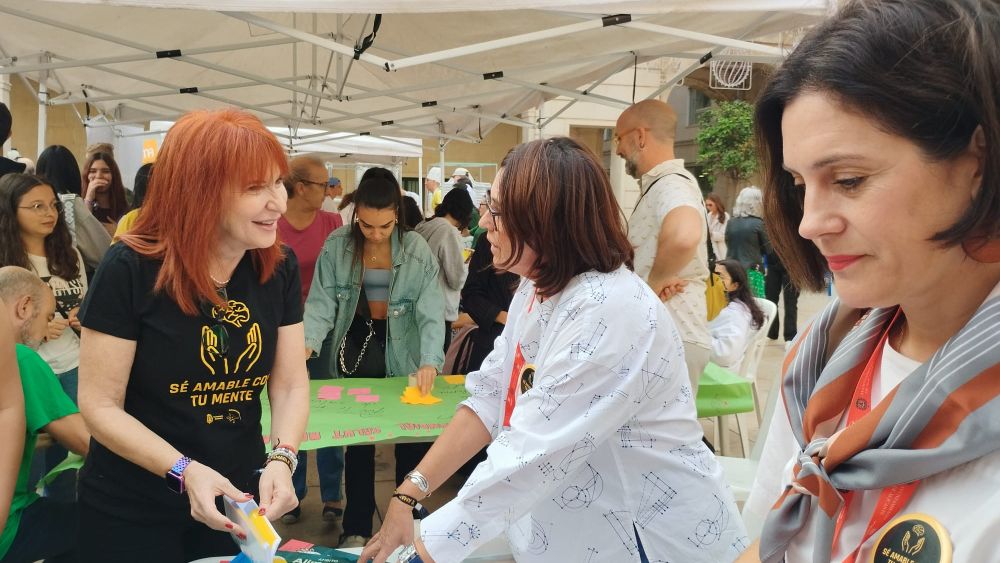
[{"xmin": 759, "ymin": 291, "xmax": 1000, "ymax": 562}]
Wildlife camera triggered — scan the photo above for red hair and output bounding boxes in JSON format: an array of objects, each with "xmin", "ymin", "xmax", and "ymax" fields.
[{"xmin": 121, "ymin": 109, "xmax": 289, "ymax": 315}]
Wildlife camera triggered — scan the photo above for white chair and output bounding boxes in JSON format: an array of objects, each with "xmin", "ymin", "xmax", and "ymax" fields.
[
  {"xmin": 716, "ymin": 298, "xmax": 777, "ymax": 457},
  {"xmin": 717, "ymin": 375, "xmax": 781, "ymax": 540}
]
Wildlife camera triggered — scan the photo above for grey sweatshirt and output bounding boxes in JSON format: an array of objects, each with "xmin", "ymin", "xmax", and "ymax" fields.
[{"xmin": 414, "ymin": 217, "xmax": 468, "ymax": 321}]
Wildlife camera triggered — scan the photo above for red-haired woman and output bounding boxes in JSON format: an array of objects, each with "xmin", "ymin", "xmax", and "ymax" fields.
[
  {"xmin": 76, "ymin": 109, "xmax": 309, "ymax": 562},
  {"xmin": 361, "ymin": 137, "xmax": 745, "ymax": 563},
  {"xmin": 80, "ymin": 151, "xmax": 129, "ymax": 237}
]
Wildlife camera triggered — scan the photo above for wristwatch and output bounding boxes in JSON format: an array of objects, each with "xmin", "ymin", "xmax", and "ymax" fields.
[
  {"xmin": 398, "ymin": 544, "xmax": 424, "ymax": 563},
  {"xmin": 165, "ymin": 456, "xmax": 192, "ymax": 494}
]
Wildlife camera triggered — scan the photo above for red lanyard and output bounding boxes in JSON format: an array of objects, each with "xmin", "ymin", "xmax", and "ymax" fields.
[
  {"xmin": 832, "ymin": 311, "xmax": 920, "ymax": 563},
  {"xmin": 503, "ymin": 290, "xmax": 538, "ymax": 429}
]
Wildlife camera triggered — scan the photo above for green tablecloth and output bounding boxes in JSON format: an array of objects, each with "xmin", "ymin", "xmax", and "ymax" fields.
[
  {"xmin": 262, "ymin": 368, "xmax": 755, "ymax": 450},
  {"xmin": 260, "ymin": 376, "xmax": 467, "ymax": 450}
]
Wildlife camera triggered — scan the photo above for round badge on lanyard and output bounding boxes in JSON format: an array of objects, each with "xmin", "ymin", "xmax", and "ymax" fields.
[{"xmin": 869, "ymin": 513, "xmax": 952, "ymax": 563}]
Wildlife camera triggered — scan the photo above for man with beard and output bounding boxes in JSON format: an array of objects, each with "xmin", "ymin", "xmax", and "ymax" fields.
[
  {"xmin": 0, "ymin": 266, "xmax": 89, "ymax": 563},
  {"xmin": 615, "ymin": 100, "xmax": 710, "ymax": 391}
]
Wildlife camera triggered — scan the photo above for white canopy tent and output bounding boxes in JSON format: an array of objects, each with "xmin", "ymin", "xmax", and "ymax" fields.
[{"xmin": 0, "ymin": 0, "xmax": 826, "ymax": 153}]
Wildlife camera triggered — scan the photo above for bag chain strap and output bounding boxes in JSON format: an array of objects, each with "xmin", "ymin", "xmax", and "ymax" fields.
[{"xmin": 338, "ymin": 319, "xmax": 375, "ymax": 375}]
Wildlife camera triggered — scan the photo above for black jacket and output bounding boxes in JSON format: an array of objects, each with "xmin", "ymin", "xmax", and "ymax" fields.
[
  {"xmin": 460, "ymin": 235, "xmax": 518, "ymax": 372},
  {"xmin": 0, "ymin": 157, "xmax": 26, "ymax": 178}
]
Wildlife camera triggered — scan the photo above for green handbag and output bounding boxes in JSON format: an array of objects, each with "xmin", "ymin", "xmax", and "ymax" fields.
[{"xmin": 747, "ymin": 266, "xmax": 766, "ymax": 298}]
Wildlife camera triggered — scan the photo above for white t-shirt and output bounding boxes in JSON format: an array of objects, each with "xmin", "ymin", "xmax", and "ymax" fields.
[
  {"xmin": 421, "ymin": 267, "xmax": 746, "ymax": 562},
  {"xmin": 708, "ymin": 212, "xmax": 729, "ymax": 260},
  {"xmin": 29, "ymin": 249, "xmax": 87, "ymax": 374},
  {"xmin": 709, "ymin": 300, "xmax": 753, "ymax": 370},
  {"xmin": 745, "ymin": 336, "xmax": 1000, "ymax": 562},
  {"xmin": 628, "ymin": 159, "xmax": 711, "ymax": 350}
]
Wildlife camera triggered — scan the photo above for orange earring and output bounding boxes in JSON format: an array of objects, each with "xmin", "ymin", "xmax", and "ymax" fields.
[{"xmin": 962, "ymin": 236, "xmax": 1000, "ymax": 263}]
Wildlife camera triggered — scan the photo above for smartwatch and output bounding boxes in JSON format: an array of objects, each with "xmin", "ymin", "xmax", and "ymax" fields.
[{"xmin": 165, "ymin": 456, "xmax": 192, "ymax": 494}]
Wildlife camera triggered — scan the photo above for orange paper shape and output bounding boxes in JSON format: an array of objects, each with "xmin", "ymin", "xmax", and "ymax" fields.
[{"xmin": 401, "ymin": 386, "xmax": 443, "ymax": 405}]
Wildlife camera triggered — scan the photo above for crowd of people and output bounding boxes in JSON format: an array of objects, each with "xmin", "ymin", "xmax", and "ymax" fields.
[{"xmin": 0, "ymin": 0, "xmax": 997, "ymax": 562}]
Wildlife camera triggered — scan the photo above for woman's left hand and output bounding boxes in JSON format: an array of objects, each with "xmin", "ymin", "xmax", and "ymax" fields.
[
  {"xmin": 256, "ymin": 460, "xmax": 297, "ymax": 520},
  {"xmin": 360, "ymin": 502, "xmax": 436, "ymax": 563}
]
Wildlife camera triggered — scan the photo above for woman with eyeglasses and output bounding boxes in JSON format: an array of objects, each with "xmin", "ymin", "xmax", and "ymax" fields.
[
  {"xmin": 304, "ymin": 166, "xmax": 445, "ymax": 549},
  {"xmin": 35, "ymin": 144, "xmax": 113, "ymax": 274},
  {"xmin": 75, "ymin": 109, "xmax": 309, "ymax": 563},
  {"xmin": 361, "ymin": 137, "xmax": 745, "ymax": 563},
  {"xmin": 0, "ymin": 173, "xmax": 88, "ymax": 503},
  {"xmin": 0, "ymin": 174, "xmax": 87, "ymax": 401}
]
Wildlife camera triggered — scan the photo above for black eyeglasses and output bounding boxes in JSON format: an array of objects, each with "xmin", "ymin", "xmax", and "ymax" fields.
[
  {"xmin": 200, "ymin": 286, "xmax": 230, "ymax": 355},
  {"xmin": 300, "ymin": 178, "xmax": 328, "ymax": 189},
  {"xmin": 481, "ymin": 190, "xmax": 502, "ymax": 222}
]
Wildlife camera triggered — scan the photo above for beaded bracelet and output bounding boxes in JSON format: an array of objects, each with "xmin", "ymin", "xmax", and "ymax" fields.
[{"xmin": 392, "ymin": 492, "xmax": 419, "ymax": 508}]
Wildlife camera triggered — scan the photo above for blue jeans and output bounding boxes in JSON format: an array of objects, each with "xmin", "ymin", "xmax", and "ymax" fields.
[{"xmin": 293, "ymin": 334, "xmax": 344, "ymax": 502}]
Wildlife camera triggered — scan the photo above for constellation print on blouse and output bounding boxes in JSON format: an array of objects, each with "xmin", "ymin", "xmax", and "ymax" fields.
[
  {"xmin": 534, "ymin": 372, "xmax": 583, "ymax": 421},
  {"xmin": 552, "ymin": 462, "xmax": 604, "ymax": 511},
  {"xmin": 421, "ymin": 521, "xmax": 481, "ymax": 547},
  {"xmin": 603, "ymin": 510, "xmax": 639, "ymax": 556},
  {"xmin": 568, "ymin": 320, "xmax": 608, "ymax": 360},
  {"xmin": 618, "ymin": 417, "xmax": 655, "ymax": 448},
  {"xmin": 636, "ymin": 472, "xmax": 678, "ymax": 528},
  {"xmin": 687, "ymin": 494, "xmax": 731, "ymax": 549}
]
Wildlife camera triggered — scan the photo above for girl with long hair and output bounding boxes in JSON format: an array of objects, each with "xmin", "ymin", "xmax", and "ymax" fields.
[
  {"xmin": 709, "ymin": 259, "xmax": 766, "ymax": 370},
  {"xmin": 80, "ymin": 151, "xmax": 129, "ymax": 236},
  {"xmin": 35, "ymin": 144, "xmax": 112, "ymax": 273},
  {"xmin": 304, "ymin": 166, "xmax": 445, "ymax": 548}
]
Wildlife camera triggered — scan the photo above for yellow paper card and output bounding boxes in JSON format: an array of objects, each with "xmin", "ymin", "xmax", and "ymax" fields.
[
  {"xmin": 443, "ymin": 375, "xmax": 465, "ymax": 385},
  {"xmin": 401, "ymin": 386, "xmax": 443, "ymax": 405}
]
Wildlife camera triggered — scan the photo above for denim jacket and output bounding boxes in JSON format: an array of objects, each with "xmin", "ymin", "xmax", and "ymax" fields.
[{"xmin": 304, "ymin": 225, "xmax": 445, "ymax": 378}]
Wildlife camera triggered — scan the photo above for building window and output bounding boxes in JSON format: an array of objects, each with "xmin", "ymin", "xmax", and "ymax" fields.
[{"xmin": 688, "ymin": 89, "xmax": 712, "ymax": 126}]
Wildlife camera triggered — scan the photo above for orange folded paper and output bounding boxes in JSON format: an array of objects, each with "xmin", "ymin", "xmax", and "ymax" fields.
[{"xmin": 401, "ymin": 386, "xmax": 443, "ymax": 405}]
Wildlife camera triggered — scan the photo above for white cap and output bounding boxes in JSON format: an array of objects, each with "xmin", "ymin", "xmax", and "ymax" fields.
[
  {"xmin": 452, "ymin": 167, "xmax": 470, "ymax": 178},
  {"xmin": 426, "ymin": 166, "xmax": 443, "ymax": 183}
]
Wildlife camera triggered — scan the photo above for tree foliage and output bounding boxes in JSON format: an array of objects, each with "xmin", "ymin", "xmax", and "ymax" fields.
[{"xmin": 695, "ymin": 99, "xmax": 757, "ymax": 186}]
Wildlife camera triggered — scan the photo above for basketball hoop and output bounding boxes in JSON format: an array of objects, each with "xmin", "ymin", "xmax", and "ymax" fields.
[{"xmin": 710, "ymin": 48, "xmax": 753, "ymax": 91}]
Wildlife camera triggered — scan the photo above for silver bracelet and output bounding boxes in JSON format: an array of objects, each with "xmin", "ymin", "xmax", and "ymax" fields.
[{"xmin": 405, "ymin": 469, "xmax": 431, "ymax": 497}]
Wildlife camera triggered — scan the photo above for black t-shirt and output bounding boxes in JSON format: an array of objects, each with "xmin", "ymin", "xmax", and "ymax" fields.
[{"xmin": 78, "ymin": 243, "xmax": 302, "ymax": 516}]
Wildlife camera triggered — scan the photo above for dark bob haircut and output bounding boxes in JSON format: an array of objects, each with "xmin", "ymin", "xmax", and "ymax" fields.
[
  {"xmin": 495, "ymin": 137, "xmax": 633, "ymax": 298},
  {"xmin": 755, "ymin": 0, "xmax": 1000, "ymax": 291}
]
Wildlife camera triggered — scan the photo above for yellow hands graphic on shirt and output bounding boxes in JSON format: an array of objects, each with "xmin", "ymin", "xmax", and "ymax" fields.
[{"xmin": 199, "ymin": 321, "xmax": 262, "ymax": 376}]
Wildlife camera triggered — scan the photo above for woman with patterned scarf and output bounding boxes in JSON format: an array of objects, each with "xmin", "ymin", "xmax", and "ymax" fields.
[{"xmin": 738, "ymin": 1, "xmax": 1000, "ymax": 562}]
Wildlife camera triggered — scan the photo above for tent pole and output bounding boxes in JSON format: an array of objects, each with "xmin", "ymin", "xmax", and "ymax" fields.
[{"xmin": 37, "ymin": 66, "xmax": 48, "ymax": 156}]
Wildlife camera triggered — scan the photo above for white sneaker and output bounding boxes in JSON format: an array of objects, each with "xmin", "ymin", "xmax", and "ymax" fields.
[{"xmin": 339, "ymin": 535, "xmax": 369, "ymax": 549}]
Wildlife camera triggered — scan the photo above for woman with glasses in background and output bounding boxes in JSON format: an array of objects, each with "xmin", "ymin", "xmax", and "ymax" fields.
[
  {"xmin": 0, "ymin": 174, "xmax": 87, "ymax": 402},
  {"xmin": 75, "ymin": 109, "xmax": 309, "ymax": 563},
  {"xmin": 0, "ymin": 173, "xmax": 89, "ymax": 502},
  {"xmin": 304, "ymin": 166, "xmax": 445, "ymax": 549},
  {"xmin": 361, "ymin": 137, "xmax": 745, "ymax": 563}
]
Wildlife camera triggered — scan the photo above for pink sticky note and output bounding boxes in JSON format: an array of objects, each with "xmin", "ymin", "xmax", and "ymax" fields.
[
  {"xmin": 279, "ymin": 539, "xmax": 315, "ymax": 552},
  {"xmin": 319, "ymin": 385, "xmax": 343, "ymax": 394},
  {"xmin": 355, "ymin": 394, "xmax": 380, "ymax": 403},
  {"xmin": 347, "ymin": 387, "xmax": 371, "ymax": 395}
]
